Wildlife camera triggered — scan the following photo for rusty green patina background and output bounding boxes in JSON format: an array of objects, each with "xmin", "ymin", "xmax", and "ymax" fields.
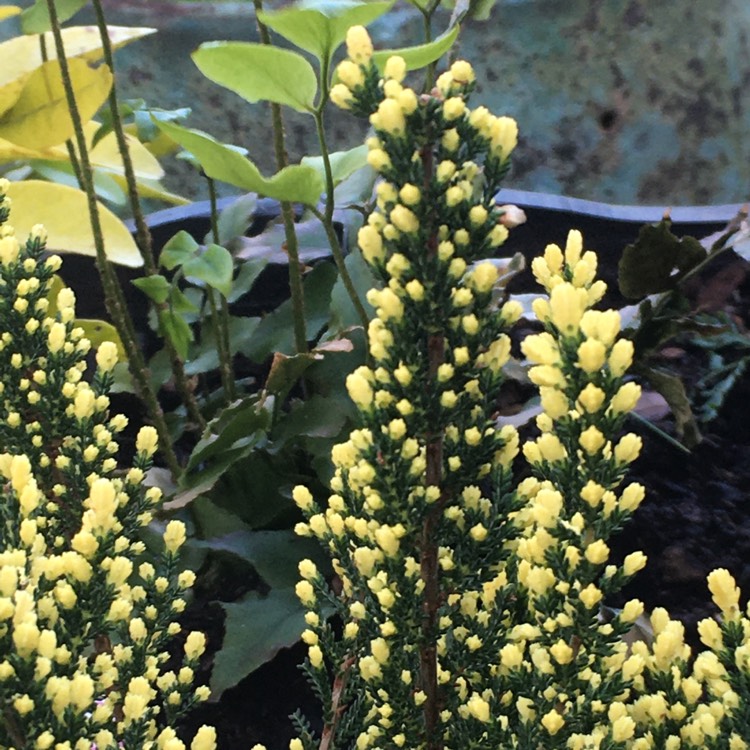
[{"xmin": 5, "ymin": 0, "xmax": 750, "ymax": 205}]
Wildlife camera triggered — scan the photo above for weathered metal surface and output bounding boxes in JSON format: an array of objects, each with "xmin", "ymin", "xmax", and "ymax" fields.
[{"xmin": 4, "ymin": 0, "xmax": 750, "ymax": 205}]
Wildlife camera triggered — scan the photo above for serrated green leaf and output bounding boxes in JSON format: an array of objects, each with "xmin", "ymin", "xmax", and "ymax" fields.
[
  {"xmin": 154, "ymin": 119, "xmax": 324, "ymax": 205},
  {"xmin": 372, "ymin": 25, "xmax": 459, "ymax": 72},
  {"xmin": 193, "ymin": 42, "xmax": 317, "ymax": 113},
  {"xmin": 132, "ymin": 274, "xmax": 171, "ymax": 304},
  {"xmin": 182, "ymin": 243, "xmax": 234, "ymax": 297},
  {"xmin": 257, "ymin": 1, "xmax": 392, "ymax": 63},
  {"xmin": 618, "ymin": 219, "xmax": 707, "ymax": 300}
]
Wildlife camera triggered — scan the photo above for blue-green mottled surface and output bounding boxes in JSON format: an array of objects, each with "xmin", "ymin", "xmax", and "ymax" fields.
[{"xmin": 4, "ymin": 0, "xmax": 750, "ymax": 205}]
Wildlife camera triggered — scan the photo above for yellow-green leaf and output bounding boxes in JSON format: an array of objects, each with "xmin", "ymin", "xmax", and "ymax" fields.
[
  {"xmin": 0, "ymin": 5, "xmax": 20, "ymax": 21},
  {"xmin": 76, "ymin": 318, "xmax": 127, "ymax": 360},
  {"xmin": 0, "ymin": 59, "xmax": 113, "ymax": 150},
  {"xmin": 0, "ymin": 25, "xmax": 155, "ymax": 118},
  {"xmin": 5, "ymin": 180, "xmax": 142, "ymax": 267}
]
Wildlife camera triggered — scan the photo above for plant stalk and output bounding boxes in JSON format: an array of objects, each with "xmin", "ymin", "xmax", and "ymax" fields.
[
  {"xmin": 253, "ymin": 0, "xmax": 308, "ymax": 355},
  {"xmin": 44, "ymin": 0, "xmax": 181, "ymax": 479},
  {"xmin": 312, "ymin": 109, "xmax": 370, "ymax": 334},
  {"xmin": 207, "ymin": 175, "xmax": 237, "ymax": 402},
  {"xmin": 90, "ymin": 0, "xmax": 207, "ymax": 432}
]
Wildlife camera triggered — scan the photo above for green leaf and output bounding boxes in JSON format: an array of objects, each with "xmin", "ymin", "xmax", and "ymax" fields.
[
  {"xmin": 641, "ymin": 366, "xmax": 701, "ymax": 448},
  {"xmin": 372, "ymin": 25, "xmax": 459, "ymax": 72},
  {"xmin": 264, "ymin": 351, "xmax": 322, "ymax": 405},
  {"xmin": 273, "ymin": 393, "xmax": 351, "ymax": 443},
  {"xmin": 192, "ymin": 42, "xmax": 317, "ymax": 113},
  {"xmin": 6, "ymin": 180, "xmax": 141, "ymax": 267},
  {"xmin": 257, "ymin": 0, "xmax": 392, "ymax": 63},
  {"xmin": 244, "ymin": 261, "xmax": 338, "ymax": 362},
  {"xmin": 20, "ymin": 0, "xmax": 86, "ymax": 33},
  {"xmin": 199, "ymin": 529, "xmax": 330, "ymax": 589},
  {"xmin": 618, "ymin": 219, "xmax": 707, "ymax": 300},
  {"xmin": 228, "ymin": 258, "xmax": 268, "ymax": 303},
  {"xmin": 158, "ymin": 308, "xmax": 192, "ymax": 360},
  {"xmin": 301, "ymin": 144, "xmax": 368, "ymax": 187},
  {"xmin": 132, "ymin": 274, "xmax": 171, "ymax": 304},
  {"xmin": 160, "ymin": 229, "xmax": 199, "ymax": 270},
  {"xmin": 185, "ymin": 315, "xmax": 261, "ymax": 375},
  {"xmin": 75, "ymin": 319, "xmax": 126, "ymax": 361},
  {"xmin": 182, "ymin": 243, "xmax": 234, "ymax": 298},
  {"xmin": 186, "ymin": 398, "xmax": 272, "ymax": 472},
  {"xmin": 0, "ymin": 58, "xmax": 113, "ymax": 150},
  {"xmin": 154, "ymin": 119, "xmax": 324, "ymax": 205},
  {"xmin": 211, "ymin": 589, "xmax": 307, "ymax": 698},
  {"xmin": 214, "ymin": 193, "xmax": 257, "ymax": 246}
]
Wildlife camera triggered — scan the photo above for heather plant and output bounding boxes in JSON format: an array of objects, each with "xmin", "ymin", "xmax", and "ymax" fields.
[
  {"xmin": 0, "ymin": 182, "xmax": 214, "ymax": 750},
  {"xmin": 286, "ymin": 28, "xmax": 750, "ymax": 750}
]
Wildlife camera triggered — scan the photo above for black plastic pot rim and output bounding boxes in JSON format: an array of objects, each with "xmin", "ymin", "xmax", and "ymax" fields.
[{"xmin": 134, "ymin": 191, "xmax": 747, "ymax": 235}]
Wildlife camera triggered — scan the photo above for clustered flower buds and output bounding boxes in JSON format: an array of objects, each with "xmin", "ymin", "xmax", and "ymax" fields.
[
  {"xmin": 288, "ymin": 28, "xmax": 750, "ymax": 750},
  {"xmin": 0, "ymin": 181, "xmax": 215, "ymax": 750}
]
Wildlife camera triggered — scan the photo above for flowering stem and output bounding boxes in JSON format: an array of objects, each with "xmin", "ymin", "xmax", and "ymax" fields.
[
  {"xmin": 91, "ymin": 0, "xmax": 207, "ymax": 432},
  {"xmin": 253, "ymin": 0, "xmax": 308, "ymax": 355},
  {"xmin": 44, "ymin": 0, "xmax": 181, "ymax": 479},
  {"xmin": 319, "ymin": 655, "xmax": 355, "ymax": 750}
]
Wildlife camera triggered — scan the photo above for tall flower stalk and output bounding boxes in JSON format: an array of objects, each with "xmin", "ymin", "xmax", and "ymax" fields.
[{"xmin": 292, "ymin": 29, "xmax": 522, "ymax": 750}]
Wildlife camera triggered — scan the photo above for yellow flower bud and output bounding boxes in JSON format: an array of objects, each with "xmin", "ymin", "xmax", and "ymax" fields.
[
  {"xmin": 577, "ymin": 338, "xmax": 607, "ymax": 373},
  {"xmin": 622, "ymin": 551, "xmax": 647, "ymax": 576},
  {"xmin": 584, "ymin": 539, "xmax": 610, "ymax": 565},
  {"xmin": 609, "ymin": 338, "xmax": 634, "ymax": 376},
  {"xmin": 610, "ymin": 381, "xmax": 641, "ymax": 414},
  {"xmin": 163, "ymin": 520, "xmax": 187, "ymax": 554},
  {"xmin": 579, "ymin": 425, "xmax": 605, "ymax": 454},
  {"xmin": 707, "ymin": 568, "xmax": 740, "ymax": 617},
  {"xmin": 541, "ymin": 709, "xmax": 564, "ymax": 735},
  {"xmin": 346, "ymin": 25, "xmax": 373, "ymax": 63}
]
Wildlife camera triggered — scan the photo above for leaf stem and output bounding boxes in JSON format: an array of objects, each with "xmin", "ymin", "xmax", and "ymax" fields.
[
  {"xmin": 207, "ymin": 175, "xmax": 237, "ymax": 402},
  {"xmin": 90, "ymin": 0, "xmax": 207, "ymax": 432},
  {"xmin": 253, "ymin": 0, "xmax": 308, "ymax": 356},
  {"xmin": 312, "ymin": 107, "xmax": 370, "ymax": 334},
  {"xmin": 44, "ymin": 0, "xmax": 182, "ymax": 479}
]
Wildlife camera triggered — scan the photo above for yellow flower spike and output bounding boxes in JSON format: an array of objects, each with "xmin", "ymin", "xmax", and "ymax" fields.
[
  {"xmin": 346, "ymin": 25, "xmax": 373, "ymax": 64},
  {"xmin": 707, "ymin": 568, "xmax": 741, "ymax": 617}
]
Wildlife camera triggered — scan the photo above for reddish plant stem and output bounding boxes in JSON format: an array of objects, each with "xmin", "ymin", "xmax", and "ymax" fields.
[{"xmin": 319, "ymin": 655, "xmax": 355, "ymax": 750}]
